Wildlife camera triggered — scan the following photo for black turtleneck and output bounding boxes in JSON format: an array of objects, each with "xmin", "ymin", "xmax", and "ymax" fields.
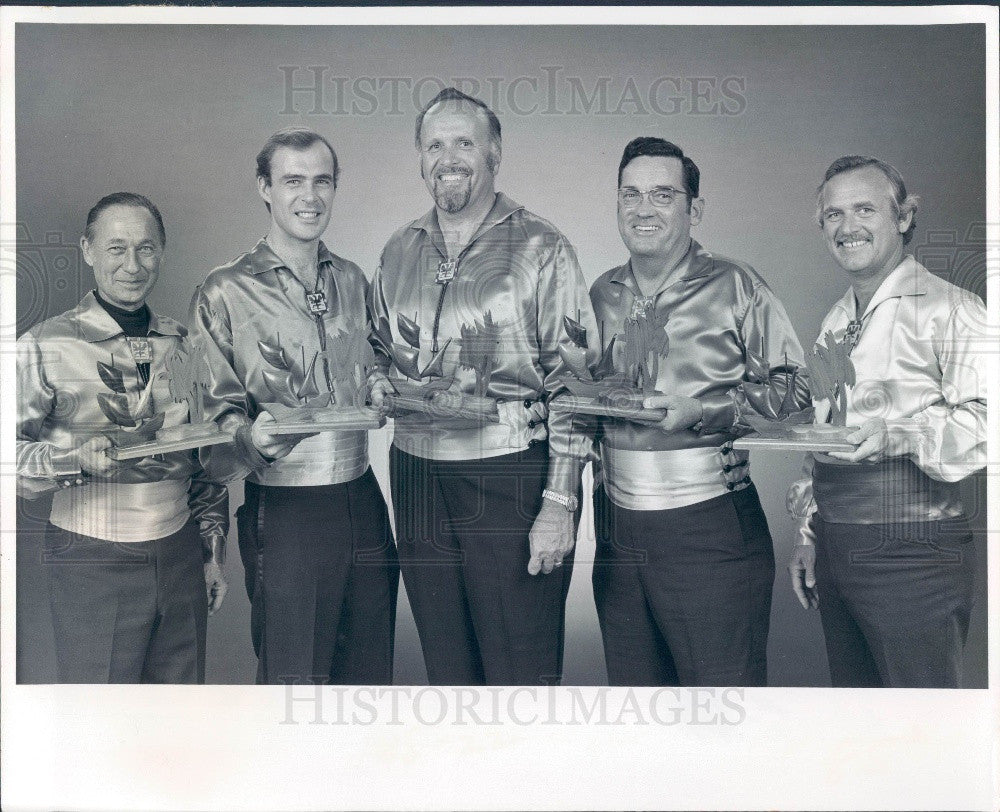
[
  {"xmin": 94, "ymin": 290, "xmax": 152, "ymax": 383},
  {"xmin": 94, "ymin": 290, "xmax": 150, "ymax": 337}
]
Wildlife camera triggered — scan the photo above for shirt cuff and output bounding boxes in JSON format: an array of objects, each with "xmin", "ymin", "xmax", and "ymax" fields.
[
  {"xmin": 201, "ymin": 530, "xmax": 227, "ymax": 565},
  {"xmin": 234, "ymin": 422, "xmax": 272, "ymax": 472},
  {"xmin": 697, "ymin": 397, "xmax": 738, "ymax": 435},
  {"xmin": 546, "ymin": 453, "xmax": 583, "ymax": 494},
  {"xmin": 49, "ymin": 446, "xmax": 83, "ymax": 478},
  {"xmin": 796, "ymin": 515, "xmax": 818, "ymax": 546},
  {"xmin": 17, "ymin": 447, "xmax": 84, "ymax": 498}
]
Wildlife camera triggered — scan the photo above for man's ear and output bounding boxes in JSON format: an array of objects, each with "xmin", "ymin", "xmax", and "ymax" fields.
[
  {"xmin": 257, "ymin": 175, "xmax": 272, "ymax": 206},
  {"xmin": 897, "ymin": 193, "xmax": 919, "ymax": 235},
  {"xmin": 689, "ymin": 196, "xmax": 705, "ymax": 227},
  {"xmin": 80, "ymin": 235, "xmax": 93, "ymax": 267},
  {"xmin": 897, "ymin": 206, "xmax": 914, "ymax": 234}
]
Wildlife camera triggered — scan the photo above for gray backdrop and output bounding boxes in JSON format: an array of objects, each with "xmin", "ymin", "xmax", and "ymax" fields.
[{"xmin": 15, "ymin": 23, "xmax": 988, "ymax": 685}]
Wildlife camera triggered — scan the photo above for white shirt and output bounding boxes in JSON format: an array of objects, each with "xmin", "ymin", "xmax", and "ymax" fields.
[{"xmin": 791, "ymin": 256, "xmax": 987, "ymax": 537}]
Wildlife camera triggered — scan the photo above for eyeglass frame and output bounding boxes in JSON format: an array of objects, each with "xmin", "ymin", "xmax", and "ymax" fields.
[{"xmin": 616, "ymin": 186, "xmax": 691, "ymax": 208}]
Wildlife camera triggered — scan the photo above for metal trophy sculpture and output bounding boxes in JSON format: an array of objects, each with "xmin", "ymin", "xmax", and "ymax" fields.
[
  {"xmin": 101, "ymin": 343, "xmax": 234, "ymax": 461},
  {"xmin": 551, "ymin": 300, "xmax": 669, "ymax": 424},
  {"xmin": 733, "ymin": 331, "xmax": 856, "ymax": 452},
  {"xmin": 257, "ymin": 324, "xmax": 386, "ymax": 434},
  {"xmin": 381, "ymin": 311, "xmax": 500, "ymax": 425}
]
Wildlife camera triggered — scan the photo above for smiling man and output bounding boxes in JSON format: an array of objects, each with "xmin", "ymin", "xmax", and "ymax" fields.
[
  {"xmin": 189, "ymin": 128, "xmax": 398, "ymax": 685},
  {"xmin": 17, "ymin": 192, "xmax": 228, "ymax": 683},
  {"xmin": 787, "ymin": 156, "xmax": 986, "ymax": 688},
  {"xmin": 589, "ymin": 137, "xmax": 810, "ymax": 687},
  {"xmin": 368, "ymin": 88, "xmax": 598, "ymax": 686}
]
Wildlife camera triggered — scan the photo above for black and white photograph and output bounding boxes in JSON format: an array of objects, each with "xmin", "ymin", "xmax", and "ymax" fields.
[{"xmin": 1, "ymin": 4, "xmax": 997, "ymax": 810}]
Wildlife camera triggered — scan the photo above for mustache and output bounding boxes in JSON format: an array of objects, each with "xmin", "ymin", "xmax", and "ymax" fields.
[{"xmin": 434, "ymin": 165, "xmax": 472, "ymax": 178}]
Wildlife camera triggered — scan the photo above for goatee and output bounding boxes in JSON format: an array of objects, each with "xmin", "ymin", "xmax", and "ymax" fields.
[{"xmin": 434, "ymin": 184, "xmax": 471, "ymax": 214}]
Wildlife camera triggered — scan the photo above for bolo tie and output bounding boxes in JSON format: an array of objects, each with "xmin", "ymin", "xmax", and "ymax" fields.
[
  {"xmin": 843, "ymin": 317, "xmax": 863, "ymax": 355},
  {"xmin": 431, "ymin": 258, "xmax": 458, "ymax": 353},
  {"xmin": 125, "ymin": 336, "xmax": 152, "ymax": 386}
]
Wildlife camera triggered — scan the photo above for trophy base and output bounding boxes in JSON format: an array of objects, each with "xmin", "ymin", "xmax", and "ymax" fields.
[
  {"xmin": 156, "ymin": 422, "xmax": 223, "ymax": 443},
  {"xmin": 264, "ymin": 403, "xmax": 387, "ymax": 434},
  {"xmin": 107, "ymin": 427, "xmax": 236, "ymax": 461},
  {"xmin": 733, "ymin": 425, "xmax": 856, "ymax": 452},
  {"xmin": 383, "ymin": 391, "xmax": 500, "ymax": 425},
  {"xmin": 551, "ymin": 395, "xmax": 666, "ymax": 425}
]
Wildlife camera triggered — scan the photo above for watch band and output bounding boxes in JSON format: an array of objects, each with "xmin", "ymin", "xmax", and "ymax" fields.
[{"xmin": 542, "ymin": 488, "xmax": 578, "ymax": 512}]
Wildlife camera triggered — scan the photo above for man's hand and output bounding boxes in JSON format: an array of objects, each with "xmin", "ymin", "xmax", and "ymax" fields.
[
  {"xmin": 204, "ymin": 560, "xmax": 228, "ymax": 615},
  {"xmin": 75, "ymin": 436, "xmax": 118, "ymax": 477},
  {"xmin": 369, "ymin": 375, "xmax": 397, "ymax": 411},
  {"xmin": 642, "ymin": 394, "xmax": 704, "ymax": 434},
  {"xmin": 826, "ymin": 417, "xmax": 911, "ymax": 464},
  {"xmin": 787, "ymin": 545, "xmax": 818, "ymax": 609},
  {"xmin": 250, "ymin": 410, "xmax": 314, "ymax": 460},
  {"xmin": 528, "ymin": 499, "xmax": 575, "ymax": 575}
]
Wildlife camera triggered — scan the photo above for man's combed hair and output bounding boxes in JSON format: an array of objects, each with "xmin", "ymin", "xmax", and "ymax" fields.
[
  {"xmin": 414, "ymin": 87, "xmax": 502, "ymax": 150},
  {"xmin": 617, "ymin": 137, "xmax": 700, "ymax": 201},
  {"xmin": 84, "ymin": 192, "xmax": 166, "ymax": 246},
  {"xmin": 817, "ymin": 155, "xmax": 919, "ymax": 245},
  {"xmin": 255, "ymin": 127, "xmax": 340, "ymax": 188}
]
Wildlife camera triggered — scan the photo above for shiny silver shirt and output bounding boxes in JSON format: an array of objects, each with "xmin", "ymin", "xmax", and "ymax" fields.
[
  {"xmin": 590, "ymin": 240, "xmax": 811, "ymax": 508},
  {"xmin": 189, "ymin": 239, "xmax": 374, "ymax": 487},
  {"xmin": 790, "ymin": 257, "xmax": 987, "ymax": 534},
  {"xmin": 17, "ymin": 291, "xmax": 228, "ymax": 544},
  {"xmin": 369, "ymin": 193, "xmax": 599, "ymax": 493}
]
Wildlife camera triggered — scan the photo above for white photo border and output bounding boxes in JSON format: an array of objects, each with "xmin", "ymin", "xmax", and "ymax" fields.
[{"xmin": 1, "ymin": 5, "xmax": 997, "ymax": 811}]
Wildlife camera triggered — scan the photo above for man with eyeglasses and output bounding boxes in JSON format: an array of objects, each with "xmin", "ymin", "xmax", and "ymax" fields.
[
  {"xmin": 588, "ymin": 137, "xmax": 810, "ymax": 686},
  {"xmin": 786, "ymin": 156, "xmax": 986, "ymax": 688},
  {"xmin": 368, "ymin": 87, "xmax": 598, "ymax": 686}
]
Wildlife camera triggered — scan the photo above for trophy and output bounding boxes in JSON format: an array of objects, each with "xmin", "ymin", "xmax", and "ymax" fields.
[
  {"xmin": 101, "ymin": 343, "xmax": 235, "ymax": 461},
  {"xmin": 550, "ymin": 300, "xmax": 669, "ymax": 424},
  {"xmin": 733, "ymin": 331, "xmax": 857, "ymax": 452},
  {"xmin": 381, "ymin": 311, "xmax": 500, "ymax": 425},
  {"xmin": 257, "ymin": 323, "xmax": 386, "ymax": 434}
]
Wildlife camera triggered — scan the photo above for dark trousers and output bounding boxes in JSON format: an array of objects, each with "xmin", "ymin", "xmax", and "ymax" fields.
[
  {"xmin": 236, "ymin": 469, "xmax": 399, "ymax": 685},
  {"xmin": 814, "ymin": 517, "xmax": 975, "ymax": 688},
  {"xmin": 391, "ymin": 443, "xmax": 574, "ymax": 686},
  {"xmin": 592, "ymin": 484, "xmax": 774, "ymax": 686},
  {"xmin": 44, "ymin": 521, "xmax": 207, "ymax": 684}
]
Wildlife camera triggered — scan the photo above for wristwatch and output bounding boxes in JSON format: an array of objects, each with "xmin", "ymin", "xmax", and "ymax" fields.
[{"xmin": 542, "ymin": 489, "xmax": 579, "ymax": 512}]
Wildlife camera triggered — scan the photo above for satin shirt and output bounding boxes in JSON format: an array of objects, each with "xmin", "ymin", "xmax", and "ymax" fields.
[
  {"xmin": 17, "ymin": 291, "xmax": 228, "ymax": 545},
  {"xmin": 792, "ymin": 257, "xmax": 987, "ymax": 533},
  {"xmin": 370, "ymin": 192, "xmax": 599, "ymax": 493},
  {"xmin": 189, "ymin": 239, "xmax": 375, "ymax": 487},
  {"xmin": 590, "ymin": 240, "xmax": 810, "ymax": 506}
]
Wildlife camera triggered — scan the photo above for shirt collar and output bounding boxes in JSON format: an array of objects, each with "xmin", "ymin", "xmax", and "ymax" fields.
[
  {"xmin": 682, "ymin": 240, "xmax": 718, "ymax": 281},
  {"xmin": 610, "ymin": 239, "xmax": 710, "ymax": 295},
  {"xmin": 410, "ymin": 192, "xmax": 525, "ymax": 243},
  {"xmin": 862, "ymin": 255, "xmax": 927, "ymax": 314},
  {"xmin": 245, "ymin": 238, "xmax": 338, "ymax": 275},
  {"xmin": 831, "ymin": 255, "xmax": 927, "ymax": 320},
  {"xmin": 72, "ymin": 290, "xmax": 183, "ymax": 342}
]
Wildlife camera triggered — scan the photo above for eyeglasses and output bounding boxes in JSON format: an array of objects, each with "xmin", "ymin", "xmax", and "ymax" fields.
[{"xmin": 617, "ymin": 186, "xmax": 689, "ymax": 208}]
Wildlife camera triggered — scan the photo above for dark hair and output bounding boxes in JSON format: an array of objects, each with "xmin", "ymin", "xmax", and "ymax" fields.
[
  {"xmin": 84, "ymin": 192, "xmax": 166, "ymax": 246},
  {"xmin": 817, "ymin": 155, "xmax": 919, "ymax": 245},
  {"xmin": 255, "ymin": 127, "xmax": 340, "ymax": 187},
  {"xmin": 617, "ymin": 137, "xmax": 700, "ymax": 201},
  {"xmin": 414, "ymin": 87, "xmax": 502, "ymax": 151}
]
